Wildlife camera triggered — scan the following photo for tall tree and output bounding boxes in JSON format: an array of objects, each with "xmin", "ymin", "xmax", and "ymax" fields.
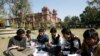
[
  {"xmin": 62, "ymin": 16, "xmax": 71, "ymax": 28},
  {"xmin": 88, "ymin": 0, "xmax": 100, "ymax": 10},
  {"xmin": 64, "ymin": 16, "xmax": 71, "ymax": 24},
  {"xmin": 0, "ymin": 0, "xmax": 5, "ymax": 15},
  {"xmin": 70, "ymin": 16, "xmax": 80, "ymax": 28},
  {"xmin": 80, "ymin": 6, "xmax": 98, "ymax": 27},
  {"xmin": 0, "ymin": 0, "xmax": 31, "ymax": 28},
  {"xmin": 71, "ymin": 16, "xmax": 80, "ymax": 24}
]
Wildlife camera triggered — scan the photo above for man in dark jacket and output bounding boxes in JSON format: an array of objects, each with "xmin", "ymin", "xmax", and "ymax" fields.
[{"xmin": 60, "ymin": 27, "xmax": 81, "ymax": 56}]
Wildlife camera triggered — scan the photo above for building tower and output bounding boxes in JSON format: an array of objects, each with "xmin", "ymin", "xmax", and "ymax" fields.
[{"xmin": 42, "ymin": 6, "xmax": 51, "ymax": 21}]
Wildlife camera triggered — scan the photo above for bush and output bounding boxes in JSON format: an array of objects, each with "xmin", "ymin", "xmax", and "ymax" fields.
[{"xmin": 0, "ymin": 17, "xmax": 6, "ymax": 28}]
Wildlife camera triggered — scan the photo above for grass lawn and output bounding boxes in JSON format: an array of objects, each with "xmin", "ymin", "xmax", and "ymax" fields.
[{"xmin": 0, "ymin": 28, "xmax": 100, "ymax": 56}]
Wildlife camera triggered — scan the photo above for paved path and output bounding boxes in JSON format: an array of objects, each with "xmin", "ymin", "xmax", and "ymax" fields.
[{"xmin": 0, "ymin": 29, "xmax": 17, "ymax": 38}]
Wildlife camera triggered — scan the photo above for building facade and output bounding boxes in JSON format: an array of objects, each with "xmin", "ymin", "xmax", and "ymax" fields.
[
  {"xmin": 11, "ymin": 6, "xmax": 61, "ymax": 29},
  {"xmin": 34, "ymin": 6, "xmax": 61, "ymax": 28}
]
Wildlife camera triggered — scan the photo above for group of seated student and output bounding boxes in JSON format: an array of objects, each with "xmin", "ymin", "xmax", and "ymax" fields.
[{"xmin": 3, "ymin": 27, "xmax": 100, "ymax": 56}]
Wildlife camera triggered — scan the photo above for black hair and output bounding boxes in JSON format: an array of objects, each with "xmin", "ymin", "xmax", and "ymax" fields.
[
  {"xmin": 26, "ymin": 30, "xmax": 31, "ymax": 34},
  {"xmin": 38, "ymin": 28, "xmax": 45, "ymax": 32},
  {"xmin": 83, "ymin": 28, "xmax": 99, "ymax": 39},
  {"xmin": 50, "ymin": 27, "xmax": 57, "ymax": 33},
  {"xmin": 61, "ymin": 27, "xmax": 71, "ymax": 35},
  {"xmin": 16, "ymin": 29, "xmax": 25, "ymax": 35}
]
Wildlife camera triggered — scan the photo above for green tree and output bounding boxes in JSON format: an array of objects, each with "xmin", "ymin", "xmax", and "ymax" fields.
[
  {"xmin": 88, "ymin": 0, "xmax": 100, "ymax": 10},
  {"xmin": 64, "ymin": 16, "xmax": 71, "ymax": 24},
  {"xmin": 0, "ymin": 0, "xmax": 31, "ymax": 28},
  {"xmin": 71, "ymin": 16, "xmax": 80, "ymax": 24},
  {"xmin": 70, "ymin": 16, "xmax": 80, "ymax": 28},
  {"xmin": 0, "ymin": 0, "xmax": 5, "ymax": 15},
  {"xmin": 11, "ymin": 0, "xmax": 31, "ymax": 28},
  {"xmin": 62, "ymin": 16, "xmax": 71, "ymax": 27},
  {"xmin": 0, "ymin": 17, "xmax": 6, "ymax": 28},
  {"xmin": 80, "ymin": 6, "xmax": 98, "ymax": 27}
]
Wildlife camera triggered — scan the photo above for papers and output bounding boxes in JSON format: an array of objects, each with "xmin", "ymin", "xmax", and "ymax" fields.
[
  {"xmin": 34, "ymin": 52, "xmax": 48, "ymax": 56},
  {"xmin": 68, "ymin": 54, "xmax": 81, "ymax": 56},
  {"xmin": 33, "ymin": 49, "xmax": 48, "ymax": 56},
  {"xmin": 26, "ymin": 42, "xmax": 36, "ymax": 48}
]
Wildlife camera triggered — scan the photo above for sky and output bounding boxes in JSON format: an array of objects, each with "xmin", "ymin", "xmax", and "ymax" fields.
[{"xmin": 29, "ymin": 0, "xmax": 88, "ymax": 20}]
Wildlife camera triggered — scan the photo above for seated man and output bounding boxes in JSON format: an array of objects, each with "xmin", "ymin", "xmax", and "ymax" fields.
[
  {"xmin": 36, "ymin": 28, "xmax": 49, "ymax": 52},
  {"xmin": 4, "ymin": 29, "xmax": 33, "ymax": 56},
  {"xmin": 60, "ymin": 27, "xmax": 81, "ymax": 56},
  {"xmin": 81, "ymin": 28, "xmax": 100, "ymax": 56},
  {"xmin": 50, "ymin": 27, "xmax": 60, "ymax": 45},
  {"xmin": 49, "ymin": 27, "xmax": 61, "ymax": 56}
]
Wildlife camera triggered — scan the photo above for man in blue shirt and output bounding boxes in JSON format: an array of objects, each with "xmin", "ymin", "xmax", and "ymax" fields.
[
  {"xmin": 37, "ymin": 28, "xmax": 49, "ymax": 44},
  {"xmin": 37, "ymin": 28, "xmax": 49, "ymax": 51}
]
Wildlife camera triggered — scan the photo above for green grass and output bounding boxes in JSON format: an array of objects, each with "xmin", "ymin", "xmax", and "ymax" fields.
[{"xmin": 0, "ymin": 28, "xmax": 100, "ymax": 56}]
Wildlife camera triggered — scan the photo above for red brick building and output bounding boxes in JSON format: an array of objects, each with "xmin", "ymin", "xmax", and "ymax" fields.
[
  {"xmin": 34, "ymin": 6, "xmax": 61, "ymax": 27},
  {"xmin": 11, "ymin": 6, "xmax": 61, "ymax": 29}
]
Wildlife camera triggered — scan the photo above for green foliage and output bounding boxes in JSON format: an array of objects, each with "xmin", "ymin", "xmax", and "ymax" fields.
[
  {"xmin": 10, "ymin": 22, "xmax": 16, "ymax": 28},
  {"xmin": 63, "ymin": 16, "xmax": 80, "ymax": 28},
  {"xmin": 64, "ymin": 16, "xmax": 71, "ymax": 23},
  {"xmin": 0, "ymin": 0, "xmax": 5, "ymax": 15},
  {"xmin": 88, "ymin": 0, "xmax": 100, "ymax": 9},
  {"xmin": 80, "ymin": 6, "xmax": 98, "ymax": 24},
  {"xmin": 63, "ymin": 16, "xmax": 71, "ymax": 27},
  {"xmin": 25, "ymin": 23, "xmax": 32, "ymax": 30},
  {"xmin": 0, "ymin": 17, "xmax": 6, "ymax": 28},
  {"xmin": 71, "ymin": 16, "xmax": 80, "ymax": 24},
  {"xmin": 0, "ymin": 0, "xmax": 31, "ymax": 29},
  {"xmin": 39, "ymin": 21, "xmax": 47, "ymax": 28}
]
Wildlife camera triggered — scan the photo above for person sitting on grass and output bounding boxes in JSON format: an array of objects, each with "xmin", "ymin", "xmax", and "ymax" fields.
[
  {"xmin": 59, "ymin": 27, "xmax": 81, "ymax": 56},
  {"xmin": 50, "ymin": 27, "xmax": 60, "ymax": 45},
  {"xmin": 4, "ymin": 29, "xmax": 33, "ymax": 56},
  {"xmin": 36, "ymin": 28, "xmax": 50, "ymax": 52},
  {"xmin": 81, "ymin": 28, "xmax": 100, "ymax": 56},
  {"xmin": 26, "ymin": 30, "xmax": 33, "ymax": 47},
  {"xmin": 49, "ymin": 27, "xmax": 61, "ymax": 56}
]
